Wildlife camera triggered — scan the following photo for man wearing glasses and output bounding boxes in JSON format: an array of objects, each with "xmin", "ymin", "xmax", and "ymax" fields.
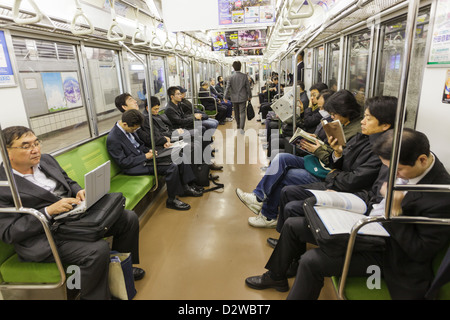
[{"xmin": 0, "ymin": 126, "xmax": 143, "ymax": 299}]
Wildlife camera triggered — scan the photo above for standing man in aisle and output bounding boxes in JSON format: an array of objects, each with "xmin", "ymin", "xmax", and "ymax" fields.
[{"xmin": 224, "ymin": 60, "xmax": 252, "ymax": 131}]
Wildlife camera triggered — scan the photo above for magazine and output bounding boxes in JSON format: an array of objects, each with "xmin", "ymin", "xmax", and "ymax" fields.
[
  {"xmin": 307, "ymin": 189, "xmax": 390, "ymax": 237},
  {"xmin": 289, "ymin": 127, "xmax": 324, "ymax": 145}
]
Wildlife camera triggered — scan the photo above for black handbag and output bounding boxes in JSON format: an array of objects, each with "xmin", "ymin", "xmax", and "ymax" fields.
[
  {"xmin": 247, "ymin": 101, "xmax": 255, "ymax": 120},
  {"xmin": 191, "ymin": 163, "xmax": 224, "ymax": 192},
  {"xmin": 51, "ymin": 192, "xmax": 125, "ymax": 241},
  {"xmin": 303, "ymin": 198, "xmax": 386, "ymax": 257}
]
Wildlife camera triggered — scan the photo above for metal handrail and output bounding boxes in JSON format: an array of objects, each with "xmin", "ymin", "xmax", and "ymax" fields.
[{"xmin": 0, "ymin": 124, "xmax": 66, "ymax": 291}]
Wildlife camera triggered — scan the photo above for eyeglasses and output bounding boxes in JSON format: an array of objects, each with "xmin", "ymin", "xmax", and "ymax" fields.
[{"xmin": 8, "ymin": 140, "xmax": 42, "ymax": 151}]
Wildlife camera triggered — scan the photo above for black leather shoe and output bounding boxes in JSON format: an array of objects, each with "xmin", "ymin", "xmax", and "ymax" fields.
[
  {"xmin": 267, "ymin": 237, "xmax": 278, "ymax": 249},
  {"xmin": 133, "ymin": 267, "xmax": 145, "ymax": 281},
  {"xmin": 209, "ymin": 163, "xmax": 223, "ymax": 171},
  {"xmin": 166, "ymin": 198, "xmax": 191, "ymax": 210},
  {"xmin": 245, "ymin": 272, "xmax": 289, "ymax": 292},
  {"xmin": 190, "ymin": 183, "xmax": 204, "ymax": 192},
  {"xmin": 181, "ymin": 185, "xmax": 203, "ymax": 197}
]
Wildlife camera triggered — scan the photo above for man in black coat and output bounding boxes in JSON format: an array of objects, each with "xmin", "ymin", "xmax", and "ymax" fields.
[
  {"xmin": 0, "ymin": 126, "xmax": 143, "ymax": 299},
  {"xmin": 245, "ymin": 129, "xmax": 450, "ymax": 300}
]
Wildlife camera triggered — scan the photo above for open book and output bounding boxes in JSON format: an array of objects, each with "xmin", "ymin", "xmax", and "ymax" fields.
[
  {"xmin": 322, "ymin": 119, "xmax": 346, "ymax": 146},
  {"xmin": 289, "ymin": 127, "xmax": 324, "ymax": 145},
  {"xmin": 307, "ymin": 189, "xmax": 390, "ymax": 237}
]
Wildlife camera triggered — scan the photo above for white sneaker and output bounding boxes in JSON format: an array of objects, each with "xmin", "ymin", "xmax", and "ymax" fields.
[
  {"xmin": 236, "ymin": 188, "xmax": 262, "ymax": 215},
  {"xmin": 248, "ymin": 213, "xmax": 277, "ymax": 228},
  {"xmin": 225, "ymin": 117, "xmax": 233, "ymax": 122}
]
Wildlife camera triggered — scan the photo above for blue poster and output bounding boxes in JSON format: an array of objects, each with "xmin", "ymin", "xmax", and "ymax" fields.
[{"xmin": 0, "ymin": 30, "xmax": 15, "ymax": 86}]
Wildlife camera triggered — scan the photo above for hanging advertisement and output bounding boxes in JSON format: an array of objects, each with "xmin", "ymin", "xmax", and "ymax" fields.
[
  {"xmin": 443, "ymin": 69, "xmax": 450, "ymax": 104},
  {"xmin": 428, "ymin": 0, "xmax": 450, "ymax": 65},
  {"xmin": 218, "ymin": 0, "xmax": 275, "ymax": 26},
  {"xmin": 0, "ymin": 30, "xmax": 15, "ymax": 87}
]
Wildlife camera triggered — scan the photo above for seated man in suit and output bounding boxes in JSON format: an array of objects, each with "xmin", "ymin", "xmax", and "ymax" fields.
[
  {"xmin": 0, "ymin": 126, "xmax": 144, "ymax": 300},
  {"xmin": 199, "ymin": 81, "xmax": 228, "ymax": 125},
  {"xmin": 165, "ymin": 86, "xmax": 223, "ymax": 170},
  {"xmin": 106, "ymin": 109, "xmax": 202, "ymax": 211},
  {"xmin": 246, "ymin": 129, "xmax": 450, "ymax": 300},
  {"xmin": 245, "ymin": 128, "xmax": 450, "ymax": 299},
  {"xmin": 178, "ymin": 87, "xmax": 219, "ymax": 132}
]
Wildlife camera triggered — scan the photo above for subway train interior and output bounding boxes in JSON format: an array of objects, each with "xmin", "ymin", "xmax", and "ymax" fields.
[{"xmin": 0, "ymin": 0, "xmax": 449, "ymax": 303}]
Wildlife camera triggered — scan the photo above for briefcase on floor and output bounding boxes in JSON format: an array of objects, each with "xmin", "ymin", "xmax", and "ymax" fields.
[
  {"xmin": 51, "ymin": 192, "xmax": 125, "ymax": 241},
  {"xmin": 303, "ymin": 198, "xmax": 386, "ymax": 257}
]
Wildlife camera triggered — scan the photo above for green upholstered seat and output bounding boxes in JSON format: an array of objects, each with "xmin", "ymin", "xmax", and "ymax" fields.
[
  {"xmin": 55, "ymin": 135, "xmax": 156, "ymax": 210},
  {"xmin": 0, "ymin": 241, "xmax": 15, "ymax": 282},
  {"xmin": 0, "ymin": 254, "xmax": 63, "ymax": 283},
  {"xmin": 332, "ymin": 244, "xmax": 449, "ymax": 300}
]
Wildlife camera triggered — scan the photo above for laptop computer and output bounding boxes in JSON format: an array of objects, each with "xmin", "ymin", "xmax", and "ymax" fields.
[{"xmin": 54, "ymin": 161, "xmax": 111, "ymax": 220}]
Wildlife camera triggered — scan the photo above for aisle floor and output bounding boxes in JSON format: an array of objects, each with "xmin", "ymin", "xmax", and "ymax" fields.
[{"xmin": 134, "ymin": 98, "xmax": 338, "ymax": 300}]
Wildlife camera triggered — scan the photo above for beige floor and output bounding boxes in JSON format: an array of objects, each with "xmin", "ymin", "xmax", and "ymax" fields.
[{"xmin": 133, "ymin": 97, "xmax": 338, "ymax": 300}]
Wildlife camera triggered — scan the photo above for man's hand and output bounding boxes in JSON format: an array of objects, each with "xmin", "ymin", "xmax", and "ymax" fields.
[
  {"xmin": 299, "ymin": 139, "xmax": 321, "ymax": 154},
  {"xmin": 76, "ymin": 189, "xmax": 85, "ymax": 201},
  {"xmin": 194, "ymin": 113, "xmax": 203, "ymax": 120},
  {"xmin": 145, "ymin": 150, "xmax": 154, "ymax": 159},
  {"xmin": 46, "ymin": 197, "xmax": 81, "ymax": 216},
  {"xmin": 328, "ymin": 136, "xmax": 344, "ymax": 158}
]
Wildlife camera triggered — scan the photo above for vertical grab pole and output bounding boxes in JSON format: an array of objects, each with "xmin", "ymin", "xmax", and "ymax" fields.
[
  {"xmin": 338, "ymin": 0, "xmax": 421, "ymax": 299},
  {"xmin": 384, "ymin": 0, "xmax": 420, "ymax": 219},
  {"xmin": 118, "ymin": 41, "xmax": 158, "ymax": 190}
]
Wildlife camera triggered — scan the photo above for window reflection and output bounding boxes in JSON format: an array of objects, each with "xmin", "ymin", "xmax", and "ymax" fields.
[
  {"xmin": 12, "ymin": 37, "xmax": 90, "ymax": 153},
  {"xmin": 84, "ymin": 47, "xmax": 123, "ymax": 134},
  {"xmin": 376, "ymin": 9, "xmax": 430, "ymax": 127},
  {"xmin": 327, "ymin": 41, "xmax": 340, "ymax": 91},
  {"xmin": 151, "ymin": 55, "xmax": 168, "ymax": 108},
  {"xmin": 347, "ymin": 31, "xmax": 370, "ymax": 107}
]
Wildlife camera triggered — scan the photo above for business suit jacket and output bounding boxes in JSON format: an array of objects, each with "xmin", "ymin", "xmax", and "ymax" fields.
[
  {"xmin": 106, "ymin": 123, "xmax": 150, "ymax": 176},
  {"xmin": 382, "ymin": 155, "xmax": 450, "ymax": 299},
  {"xmin": 224, "ymin": 71, "xmax": 252, "ymax": 103},
  {"xmin": 165, "ymin": 100, "xmax": 196, "ymax": 130},
  {"xmin": 0, "ymin": 154, "xmax": 82, "ymax": 261}
]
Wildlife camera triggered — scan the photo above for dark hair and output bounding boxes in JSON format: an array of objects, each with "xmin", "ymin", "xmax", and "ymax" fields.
[
  {"xmin": 167, "ymin": 86, "xmax": 180, "ymax": 99},
  {"xmin": 365, "ymin": 96, "xmax": 398, "ymax": 128},
  {"xmin": 299, "ymin": 50, "xmax": 304, "ymax": 58},
  {"xmin": 150, "ymin": 96, "xmax": 160, "ymax": 108},
  {"xmin": 217, "ymin": 76, "xmax": 223, "ymax": 82},
  {"xmin": 122, "ymin": 109, "xmax": 143, "ymax": 127},
  {"xmin": 310, "ymin": 82, "xmax": 328, "ymax": 93},
  {"xmin": 318, "ymin": 89, "xmax": 335, "ymax": 103},
  {"xmin": 372, "ymin": 128, "xmax": 430, "ymax": 166},
  {"xmin": 298, "ymin": 81, "xmax": 305, "ymax": 91},
  {"xmin": 3, "ymin": 126, "xmax": 35, "ymax": 148},
  {"xmin": 232, "ymin": 61, "xmax": 241, "ymax": 71},
  {"xmin": 115, "ymin": 93, "xmax": 132, "ymax": 113},
  {"xmin": 323, "ymin": 89, "xmax": 361, "ymax": 120}
]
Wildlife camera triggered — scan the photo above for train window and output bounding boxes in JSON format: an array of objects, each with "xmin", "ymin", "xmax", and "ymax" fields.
[
  {"xmin": 12, "ymin": 36, "xmax": 90, "ymax": 153},
  {"xmin": 151, "ymin": 55, "xmax": 168, "ymax": 108},
  {"xmin": 346, "ymin": 30, "xmax": 371, "ymax": 107},
  {"xmin": 315, "ymin": 46, "xmax": 324, "ymax": 84},
  {"xmin": 327, "ymin": 40, "xmax": 340, "ymax": 91},
  {"xmin": 167, "ymin": 55, "xmax": 179, "ymax": 88},
  {"xmin": 84, "ymin": 47, "xmax": 123, "ymax": 135},
  {"xmin": 375, "ymin": 9, "xmax": 430, "ymax": 128},
  {"xmin": 125, "ymin": 52, "xmax": 146, "ymax": 108}
]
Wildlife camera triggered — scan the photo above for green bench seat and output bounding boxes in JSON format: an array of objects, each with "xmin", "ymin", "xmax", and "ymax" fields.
[
  {"xmin": 54, "ymin": 135, "xmax": 156, "ymax": 210},
  {"xmin": 331, "ymin": 244, "xmax": 450, "ymax": 300},
  {"xmin": 0, "ymin": 134, "xmax": 156, "ymax": 290}
]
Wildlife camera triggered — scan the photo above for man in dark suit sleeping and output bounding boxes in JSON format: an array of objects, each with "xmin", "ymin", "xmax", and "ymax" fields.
[
  {"xmin": 106, "ymin": 109, "xmax": 202, "ymax": 211},
  {"xmin": 0, "ymin": 126, "xmax": 144, "ymax": 300}
]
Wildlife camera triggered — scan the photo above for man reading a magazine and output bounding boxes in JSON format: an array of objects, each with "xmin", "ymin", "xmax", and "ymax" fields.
[{"xmin": 245, "ymin": 128, "xmax": 450, "ymax": 300}]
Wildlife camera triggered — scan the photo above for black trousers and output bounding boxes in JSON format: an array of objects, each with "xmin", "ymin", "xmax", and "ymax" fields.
[
  {"xmin": 277, "ymin": 185, "xmax": 317, "ymax": 232},
  {"xmin": 148, "ymin": 162, "xmax": 196, "ymax": 199},
  {"xmin": 49, "ymin": 209, "xmax": 140, "ymax": 300},
  {"xmin": 265, "ymin": 217, "xmax": 383, "ymax": 300}
]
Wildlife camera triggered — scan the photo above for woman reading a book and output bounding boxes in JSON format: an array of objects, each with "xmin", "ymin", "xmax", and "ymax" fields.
[{"xmin": 236, "ymin": 95, "xmax": 397, "ymax": 230}]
